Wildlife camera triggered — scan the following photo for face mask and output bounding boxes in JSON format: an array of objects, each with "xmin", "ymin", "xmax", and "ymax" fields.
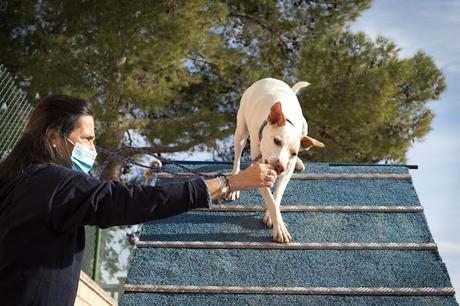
[{"xmin": 67, "ymin": 139, "xmax": 97, "ymax": 174}]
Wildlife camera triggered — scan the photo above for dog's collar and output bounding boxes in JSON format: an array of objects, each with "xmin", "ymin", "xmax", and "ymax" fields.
[
  {"xmin": 258, "ymin": 118, "xmax": 295, "ymax": 141},
  {"xmin": 258, "ymin": 120, "xmax": 269, "ymax": 141}
]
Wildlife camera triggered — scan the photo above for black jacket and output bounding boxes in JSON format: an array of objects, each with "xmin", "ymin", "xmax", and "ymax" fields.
[{"xmin": 0, "ymin": 163, "xmax": 210, "ymax": 305}]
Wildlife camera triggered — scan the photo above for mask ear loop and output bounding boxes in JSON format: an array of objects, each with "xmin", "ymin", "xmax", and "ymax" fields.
[{"xmin": 66, "ymin": 137, "xmax": 75, "ymax": 146}]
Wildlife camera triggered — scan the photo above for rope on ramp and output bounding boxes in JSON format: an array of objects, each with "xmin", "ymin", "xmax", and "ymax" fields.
[
  {"xmin": 123, "ymin": 285, "xmax": 456, "ymax": 296},
  {"xmin": 193, "ymin": 205, "xmax": 423, "ymax": 213},
  {"xmin": 135, "ymin": 241, "xmax": 438, "ymax": 250},
  {"xmin": 156, "ymin": 173, "xmax": 412, "ymax": 180}
]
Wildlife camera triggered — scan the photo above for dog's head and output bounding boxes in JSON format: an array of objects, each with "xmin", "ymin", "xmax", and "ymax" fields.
[{"xmin": 259, "ymin": 102, "xmax": 324, "ymax": 174}]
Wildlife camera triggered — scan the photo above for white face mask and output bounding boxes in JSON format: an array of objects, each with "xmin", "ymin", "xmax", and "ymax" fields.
[{"xmin": 67, "ymin": 139, "xmax": 97, "ymax": 174}]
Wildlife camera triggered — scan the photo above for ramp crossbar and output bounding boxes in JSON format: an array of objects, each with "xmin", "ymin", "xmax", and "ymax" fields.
[
  {"xmin": 124, "ymin": 285, "xmax": 455, "ymax": 296},
  {"xmin": 136, "ymin": 241, "xmax": 437, "ymax": 250},
  {"xmin": 194, "ymin": 205, "xmax": 423, "ymax": 213}
]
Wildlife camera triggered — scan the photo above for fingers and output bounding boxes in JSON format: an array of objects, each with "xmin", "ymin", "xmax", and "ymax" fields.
[
  {"xmin": 265, "ymin": 174, "xmax": 277, "ymax": 183},
  {"xmin": 261, "ymin": 163, "xmax": 275, "ymax": 171},
  {"xmin": 261, "ymin": 176, "xmax": 274, "ymax": 187},
  {"xmin": 258, "ymin": 164, "xmax": 277, "ymax": 188},
  {"xmin": 254, "ymin": 162, "xmax": 274, "ymax": 170},
  {"xmin": 257, "ymin": 163, "xmax": 277, "ymax": 177},
  {"xmin": 237, "ymin": 162, "xmax": 278, "ymax": 190},
  {"xmin": 265, "ymin": 170, "xmax": 277, "ymax": 182}
]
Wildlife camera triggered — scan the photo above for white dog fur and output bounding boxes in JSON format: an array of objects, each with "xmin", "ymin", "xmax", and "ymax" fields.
[{"xmin": 228, "ymin": 78, "xmax": 324, "ymax": 243}]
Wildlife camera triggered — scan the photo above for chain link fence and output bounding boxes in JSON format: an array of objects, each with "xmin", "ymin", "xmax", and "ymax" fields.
[{"xmin": 0, "ymin": 64, "xmax": 34, "ymax": 158}]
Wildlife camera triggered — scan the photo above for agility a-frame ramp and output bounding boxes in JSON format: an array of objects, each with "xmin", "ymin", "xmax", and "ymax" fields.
[{"xmin": 120, "ymin": 162, "xmax": 457, "ymax": 305}]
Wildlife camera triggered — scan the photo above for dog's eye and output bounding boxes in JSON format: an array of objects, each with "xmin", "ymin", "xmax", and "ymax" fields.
[
  {"xmin": 291, "ymin": 152, "xmax": 297, "ymax": 157},
  {"xmin": 273, "ymin": 138, "xmax": 282, "ymax": 146}
]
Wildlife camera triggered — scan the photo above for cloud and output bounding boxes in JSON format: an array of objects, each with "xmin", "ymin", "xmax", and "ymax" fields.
[{"xmin": 351, "ymin": 0, "xmax": 460, "ymax": 74}]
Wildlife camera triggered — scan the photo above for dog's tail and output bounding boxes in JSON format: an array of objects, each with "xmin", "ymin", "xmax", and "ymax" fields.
[{"xmin": 291, "ymin": 81, "xmax": 310, "ymax": 94}]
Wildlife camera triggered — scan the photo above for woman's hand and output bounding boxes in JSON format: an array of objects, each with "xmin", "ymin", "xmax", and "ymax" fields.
[
  {"xmin": 205, "ymin": 163, "xmax": 277, "ymax": 200},
  {"xmin": 228, "ymin": 163, "xmax": 277, "ymax": 191}
]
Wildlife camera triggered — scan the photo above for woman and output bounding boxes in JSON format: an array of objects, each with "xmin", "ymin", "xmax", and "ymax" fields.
[{"xmin": 0, "ymin": 95, "xmax": 277, "ymax": 305}]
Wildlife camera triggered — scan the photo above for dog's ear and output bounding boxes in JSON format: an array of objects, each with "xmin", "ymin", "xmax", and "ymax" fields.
[
  {"xmin": 267, "ymin": 102, "xmax": 286, "ymax": 126},
  {"xmin": 300, "ymin": 135, "xmax": 325, "ymax": 150}
]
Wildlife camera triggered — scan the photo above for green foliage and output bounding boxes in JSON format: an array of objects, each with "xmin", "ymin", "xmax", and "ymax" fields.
[
  {"xmin": 1, "ymin": 0, "xmax": 229, "ymax": 149},
  {"xmin": 297, "ymin": 31, "xmax": 445, "ymax": 162},
  {"xmin": 1, "ymin": 0, "xmax": 372, "ymax": 159},
  {"xmin": 2, "ymin": 1, "xmax": 444, "ymax": 164}
]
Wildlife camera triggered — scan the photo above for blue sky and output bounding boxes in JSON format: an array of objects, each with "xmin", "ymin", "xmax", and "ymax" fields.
[{"xmin": 351, "ymin": 0, "xmax": 460, "ymax": 297}]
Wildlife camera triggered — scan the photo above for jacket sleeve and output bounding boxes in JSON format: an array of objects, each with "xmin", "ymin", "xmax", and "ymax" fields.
[{"xmin": 49, "ymin": 171, "xmax": 211, "ymax": 232}]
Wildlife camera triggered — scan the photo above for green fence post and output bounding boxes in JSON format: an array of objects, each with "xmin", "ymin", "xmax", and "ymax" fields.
[{"xmin": 92, "ymin": 228, "xmax": 101, "ymax": 282}]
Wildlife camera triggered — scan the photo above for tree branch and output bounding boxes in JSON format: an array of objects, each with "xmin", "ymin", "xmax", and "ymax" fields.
[{"xmin": 228, "ymin": 12, "xmax": 290, "ymax": 55}]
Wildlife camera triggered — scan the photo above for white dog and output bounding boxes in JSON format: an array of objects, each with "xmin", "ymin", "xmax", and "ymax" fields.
[{"xmin": 228, "ymin": 78, "xmax": 324, "ymax": 243}]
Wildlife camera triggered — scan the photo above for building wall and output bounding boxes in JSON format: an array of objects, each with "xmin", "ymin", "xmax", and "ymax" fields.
[{"xmin": 74, "ymin": 272, "xmax": 117, "ymax": 306}]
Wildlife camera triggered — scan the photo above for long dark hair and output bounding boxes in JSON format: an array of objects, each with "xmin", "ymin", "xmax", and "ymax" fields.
[{"xmin": 0, "ymin": 95, "xmax": 94, "ymax": 179}]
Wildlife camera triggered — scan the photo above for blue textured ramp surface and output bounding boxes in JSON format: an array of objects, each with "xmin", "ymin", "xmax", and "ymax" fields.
[
  {"xmin": 120, "ymin": 162, "xmax": 458, "ymax": 305},
  {"xmin": 128, "ymin": 249, "xmax": 450, "ymax": 287},
  {"xmin": 141, "ymin": 212, "xmax": 433, "ymax": 243}
]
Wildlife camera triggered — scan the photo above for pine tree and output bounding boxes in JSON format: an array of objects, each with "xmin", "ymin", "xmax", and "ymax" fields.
[{"xmin": 297, "ymin": 30, "xmax": 445, "ymax": 163}]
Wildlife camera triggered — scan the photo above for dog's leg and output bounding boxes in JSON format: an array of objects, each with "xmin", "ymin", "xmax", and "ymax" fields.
[
  {"xmin": 226, "ymin": 114, "xmax": 248, "ymax": 201},
  {"xmin": 263, "ymin": 160, "xmax": 295, "ymax": 232},
  {"xmin": 259, "ymin": 187, "xmax": 292, "ymax": 243},
  {"xmin": 273, "ymin": 159, "xmax": 296, "ymax": 205},
  {"xmin": 295, "ymin": 157, "xmax": 305, "ymax": 172}
]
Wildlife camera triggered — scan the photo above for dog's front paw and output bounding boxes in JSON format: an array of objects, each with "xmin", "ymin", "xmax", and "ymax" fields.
[
  {"xmin": 263, "ymin": 210, "xmax": 273, "ymax": 228},
  {"xmin": 225, "ymin": 190, "xmax": 240, "ymax": 201},
  {"xmin": 272, "ymin": 221, "xmax": 292, "ymax": 243},
  {"xmin": 295, "ymin": 157, "xmax": 305, "ymax": 172}
]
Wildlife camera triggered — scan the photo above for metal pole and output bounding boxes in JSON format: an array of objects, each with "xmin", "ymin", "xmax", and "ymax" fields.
[{"xmin": 92, "ymin": 228, "xmax": 101, "ymax": 281}]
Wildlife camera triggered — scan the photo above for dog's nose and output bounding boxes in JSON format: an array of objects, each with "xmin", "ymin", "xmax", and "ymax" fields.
[{"xmin": 274, "ymin": 161, "xmax": 285, "ymax": 174}]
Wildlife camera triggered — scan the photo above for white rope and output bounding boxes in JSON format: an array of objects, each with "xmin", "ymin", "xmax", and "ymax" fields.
[
  {"xmin": 135, "ymin": 241, "xmax": 437, "ymax": 250},
  {"xmin": 123, "ymin": 285, "xmax": 455, "ymax": 296},
  {"xmin": 194, "ymin": 205, "xmax": 423, "ymax": 213},
  {"xmin": 156, "ymin": 172, "xmax": 411, "ymax": 180}
]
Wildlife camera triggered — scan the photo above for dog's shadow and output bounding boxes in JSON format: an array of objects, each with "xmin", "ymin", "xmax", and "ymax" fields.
[{"xmin": 142, "ymin": 213, "xmax": 273, "ymax": 242}]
